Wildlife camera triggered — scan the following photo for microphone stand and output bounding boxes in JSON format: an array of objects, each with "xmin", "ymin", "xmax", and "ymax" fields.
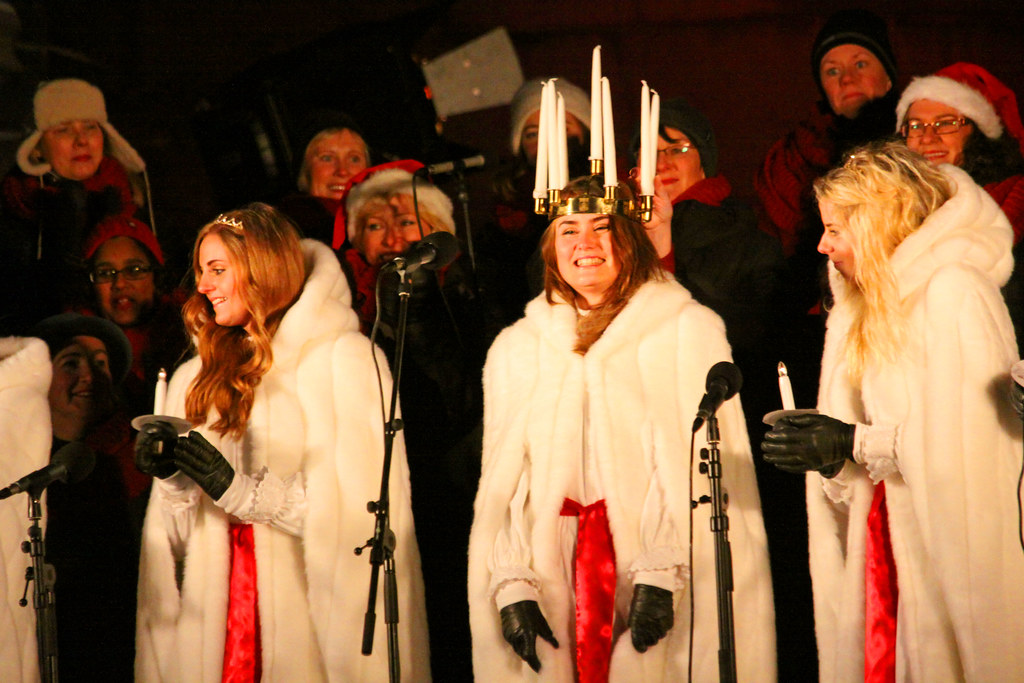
[
  {"xmin": 699, "ymin": 416, "xmax": 737, "ymax": 683},
  {"xmin": 21, "ymin": 487, "xmax": 59, "ymax": 682},
  {"xmin": 451, "ymin": 168, "xmax": 477, "ymax": 274},
  {"xmin": 356, "ymin": 266, "xmax": 411, "ymax": 683}
]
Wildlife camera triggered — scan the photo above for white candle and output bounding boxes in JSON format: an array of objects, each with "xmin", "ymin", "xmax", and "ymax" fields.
[
  {"xmin": 533, "ymin": 81, "xmax": 549, "ymax": 198},
  {"xmin": 547, "ymin": 80, "xmax": 560, "ymax": 193},
  {"xmin": 640, "ymin": 81, "xmax": 652, "ymax": 196},
  {"xmin": 590, "ymin": 46, "xmax": 602, "ymax": 161},
  {"xmin": 777, "ymin": 362, "xmax": 796, "ymax": 410},
  {"xmin": 154, "ymin": 368, "xmax": 168, "ymax": 416},
  {"xmin": 649, "ymin": 90, "xmax": 660, "ymax": 188},
  {"xmin": 557, "ymin": 93, "xmax": 568, "ymax": 189},
  {"xmin": 601, "ymin": 77, "xmax": 616, "ymax": 189}
]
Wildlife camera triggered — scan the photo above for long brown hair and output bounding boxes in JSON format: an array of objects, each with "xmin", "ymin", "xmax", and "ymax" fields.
[
  {"xmin": 540, "ymin": 175, "xmax": 665, "ymax": 353},
  {"xmin": 182, "ymin": 203, "xmax": 306, "ymax": 437}
]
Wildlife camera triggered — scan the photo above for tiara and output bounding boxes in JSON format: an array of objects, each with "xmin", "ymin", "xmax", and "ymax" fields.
[{"xmin": 214, "ymin": 214, "xmax": 244, "ymax": 231}]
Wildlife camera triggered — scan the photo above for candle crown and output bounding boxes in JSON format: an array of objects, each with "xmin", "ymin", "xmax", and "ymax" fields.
[{"xmin": 536, "ymin": 174, "xmax": 645, "ymax": 222}]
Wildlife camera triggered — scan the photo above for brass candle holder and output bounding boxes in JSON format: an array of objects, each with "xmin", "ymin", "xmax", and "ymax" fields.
[
  {"xmin": 589, "ymin": 158, "xmax": 604, "ymax": 176},
  {"xmin": 638, "ymin": 194, "xmax": 654, "ymax": 223}
]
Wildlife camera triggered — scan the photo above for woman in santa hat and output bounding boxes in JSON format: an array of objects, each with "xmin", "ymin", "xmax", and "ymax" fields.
[{"xmin": 895, "ymin": 62, "xmax": 1024, "ymax": 351}]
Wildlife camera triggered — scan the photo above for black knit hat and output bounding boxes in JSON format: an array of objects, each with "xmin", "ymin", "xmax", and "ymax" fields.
[
  {"xmin": 811, "ymin": 9, "xmax": 897, "ymax": 97},
  {"xmin": 630, "ymin": 97, "xmax": 718, "ymax": 177},
  {"xmin": 31, "ymin": 313, "xmax": 133, "ymax": 384}
]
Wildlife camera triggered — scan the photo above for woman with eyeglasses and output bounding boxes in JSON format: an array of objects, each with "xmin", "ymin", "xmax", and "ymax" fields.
[
  {"xmin": 762, "ymin": 141, "xmax": 1024, "ymax": 681},
  {"xmin": 895, "ymin": 62, "xmax": 1024, "ymax": 352}
]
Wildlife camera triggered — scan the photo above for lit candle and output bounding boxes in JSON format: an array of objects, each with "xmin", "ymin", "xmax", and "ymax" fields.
[
  {"xmin": 557, "ymin": 93, "xmax": 568, "ymax": 189},
  {"xmin": 590, "ymin": 46, "xmax": 602, "ymax": 161},
  {"xmin": 533, "ymin": 81, "xmax": 549, "ymax": 198},
  {"xmin": 649, "ymin": 90, "xmax": 660, "ymax": 187},
  {"xmin": 777, "ymin": 362, "xmax": 796, "ymax": 410},
  {"xmin": 601, "ymin": 77, "xmax": 616, "ymax": 189},
  {"xmin": 640, "ymin": 81, "xmax": 652, "ymax": 196},
  {"xmin": 154, "ymin": 368, "xmax": 168, "ymax": 416}
]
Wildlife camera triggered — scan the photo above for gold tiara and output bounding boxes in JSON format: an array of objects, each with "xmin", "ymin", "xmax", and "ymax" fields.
[
  {"xmin": 214, "ymin": 214, "xmax": 244, "ymax": 231},
  {"xmin": 536, "ymin": 176, "xmax": 652, "ymax": 222}
]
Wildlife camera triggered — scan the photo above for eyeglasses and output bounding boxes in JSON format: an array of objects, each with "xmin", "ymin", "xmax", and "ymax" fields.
[
  {"xmin": 900, "ymin": 117, "xmax": 968, "ymax": 138},
  {"xmin": 89, "ymin": 264, "xmax": 154, "ymax": 284},
  {"xmin": 656, "ymin": 144, "xmax": 693, "ymax": 161}
]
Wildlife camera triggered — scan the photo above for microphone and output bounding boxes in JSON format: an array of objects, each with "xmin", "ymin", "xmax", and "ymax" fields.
[
  {"xmin": 692, "ymin": 361, "xmax": 743, "ymax": 432},
  {"xmin": 422, "ymin": 154, "xmax": 487, "ymax": 176},
  {"xmin": 0, "ymin": 441, "xmax": 96, "ymax": 500},
  {"xmin": 390, "ymin": 231, "xmax": 459, "ymax": 274}
]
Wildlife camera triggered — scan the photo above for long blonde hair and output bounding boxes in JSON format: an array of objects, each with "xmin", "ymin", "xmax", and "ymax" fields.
[
  {"xmin": 814, "ymin": 141, "xmax": 952, "ymax": 381},
  {"xmin": 182, "ymin": 203, "xmax": 306, "ymax": 437},
  {"xmin": 540, "ymin": 176, "xmax": 665, "ymax": 354}
]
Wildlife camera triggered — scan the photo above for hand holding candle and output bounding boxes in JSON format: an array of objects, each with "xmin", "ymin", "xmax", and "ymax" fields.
[{"xmin": 777, "ymin": 362, "xmax": 796, "ymax": 410}]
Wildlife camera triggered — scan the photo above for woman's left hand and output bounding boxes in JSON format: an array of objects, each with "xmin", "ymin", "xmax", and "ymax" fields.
[
  {"xmin": 643, "ymin": 178, "xmax": 673, "ymax": 259},
  {"xmin": 761, "ymin": 413, "xmax": 855, "ymax": 477},
  {"xmin": 174, "ymin": 431, "xmax": 235, "ymax": 500}
]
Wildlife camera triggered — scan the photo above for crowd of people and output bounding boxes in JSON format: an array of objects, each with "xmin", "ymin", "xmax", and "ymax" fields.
[{"xmin": 1, "ymin": 7, "xmax": 1023, "ymax": 683}]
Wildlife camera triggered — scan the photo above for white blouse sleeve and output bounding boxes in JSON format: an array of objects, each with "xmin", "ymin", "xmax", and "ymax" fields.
[
  {"xmin": 852, "ymin": 422, "xmax": 901, "ymax": 483},
  {"xmin": 629, "ymin": 465, "xmax": 688, "ymax": 592},
  {"xmin": 152, "ymin": 472, "xmax": 201, "ymax": 560},
  {"xmin": 213, "ymin": 466, "xmax": 308, "ymax": 537},
  {"xmin": 488, "ymin": 469, "xmax": 542, "ymax": 609}
]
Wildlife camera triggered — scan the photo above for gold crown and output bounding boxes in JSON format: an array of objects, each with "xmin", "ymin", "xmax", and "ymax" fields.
[
  {"xmin": 214, "ymin": 214, "xmax": 244, "ymax": 231},
  {"xmin": 536, "ymin": 175, "xmax": 652, "ymax": 222}
]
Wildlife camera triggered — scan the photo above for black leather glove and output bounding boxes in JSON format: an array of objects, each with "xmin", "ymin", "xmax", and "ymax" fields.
[
  {"xmin": 761, "ymin": 413, "xmax": 855, "ymax": 477},
  {"xmin": 173, "ymin": 431, "xmax": 235, "ymax": 501},
  {"xmin": 134, "ymin": 420, "xmax": 179, "ymax": 479},
  {"xmin": 499, "ymin": 600, "xmax": 559, "ymax": 672},
  {"xmin": 628, "ymin": 584, "xmax": 674, "ymax": 652}
]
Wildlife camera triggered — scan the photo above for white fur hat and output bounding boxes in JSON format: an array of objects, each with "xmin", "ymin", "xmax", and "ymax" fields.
[
  {"xmin": 16, "ymin": 78, "xmax": 146, "ymax": 176},
  {"xmin": 340, "ymin": 162, "xmax": 455, "ymax": 248},
  {"xmin": 896, "ymin": 74, "xmax": 1003, "ymax": 139},
  {"xmin": 509, "ymin": 77, "xmax": 591, "ymax": 155}
]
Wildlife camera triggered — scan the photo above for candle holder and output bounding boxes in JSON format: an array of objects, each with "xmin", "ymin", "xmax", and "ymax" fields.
[
  {"xmin": 589, "ymin": 158, "xmax": 604, "ymax": 176},
  {"xmin": 131, "ymin": 415, "xmax": 193, "ymax": 434},
  {"xmin": 762, "ymin": 408, "xmax": 818, "ymax": 427},
  {"xmin": 547, "ymin": 188, "xmax": 561, "ymax": 211},
  {"xmin": 533, "ymin": 195, "xmax": 548, "ymax": 216},
  {"xmin": 638, "ymin": 194, "xmax": 654, "ymax": 223},
  {"xmin": 603, "ymin": 185, "xmax": 618, "ymax": 202}
]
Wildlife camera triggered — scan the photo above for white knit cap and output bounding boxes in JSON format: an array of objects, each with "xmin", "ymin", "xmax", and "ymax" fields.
[
  {"xmin": 509, "ymin": 77, "xmax": 591, "ymax": 155},
  {"xmin": 345, "ymin": 168, "xmax": 455, "ymax": 244},
  {"xmin": 16, "ymin": 78, "xmax": 146, "ymax": 176},
  {"xmin": 895, "ymin": 74, "xmax": 1003, "ymax": 139}
]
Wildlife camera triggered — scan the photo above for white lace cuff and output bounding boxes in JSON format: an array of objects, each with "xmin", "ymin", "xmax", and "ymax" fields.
[
  {"xmin": 854, "ymin": 423, "xmax": 900, "ymax": 483},
  {"xmin": 820, "ymin": 463, "xmax": 855, "ymax": 505},
  {"xmin": 489, "ymin": 565, "xmax": 542, "ymax": 608},
  {"xmin": 154, "ymin": 471, "xmax": 200, "ymax": 510},
  {"xmin": 628, "ymin": 546, "xmax": 687, "ymax": 592},
  {"xmin": 214, "ymin": 467, "xmax": 307, "ymax": 537}
]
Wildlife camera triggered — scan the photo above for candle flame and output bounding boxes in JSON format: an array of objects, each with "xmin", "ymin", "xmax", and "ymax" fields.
[{"xmin": 777, "ymin": 362, "xmax": 788, "ymax": 377}]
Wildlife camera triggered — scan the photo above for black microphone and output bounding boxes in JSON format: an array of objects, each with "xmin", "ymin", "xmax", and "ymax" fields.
[
  {"xmin": 422, "ymin": 154, "xmax": 487, "ymax": 176},
  {"xmin": 0, "ymin": 441, "xmax": 96, "ymax": 500},
  {"xmin": 390, "ymin": 231, "xmax": 459, "ymax": 274},
  {"xmin": 692, "ymin": 361, "xmax": 743, "ymax": 432}
]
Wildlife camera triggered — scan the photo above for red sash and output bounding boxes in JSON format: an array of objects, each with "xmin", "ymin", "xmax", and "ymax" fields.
[
  {"xmin": 560, "ymin": 498, "xmax": 617, "ymax": 683},
  {"xmin": 864, "ymin": 481, "xmax": 898, "ymax": 683},
  {"xmin": 222, "ymin": 523, "xmax": 262, "ymax": 683}
]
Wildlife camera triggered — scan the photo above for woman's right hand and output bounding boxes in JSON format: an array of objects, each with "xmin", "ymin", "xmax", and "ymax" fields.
[
  {"xmin": 499, "ymin": 600, "xmax": 559, "ymax": 672},
  {"xmin": 134, "ymin": 421, "xmax": 179, "ymax": 479}
]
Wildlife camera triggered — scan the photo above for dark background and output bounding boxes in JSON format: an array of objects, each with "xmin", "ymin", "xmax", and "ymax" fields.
[{"xmin": 1, "ymin": 0, "xmax": 1022, "ymax": 265}]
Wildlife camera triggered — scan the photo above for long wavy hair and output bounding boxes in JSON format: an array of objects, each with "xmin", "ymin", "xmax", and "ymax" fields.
[
  {"xmin": 182, "ymin": 203, "xmax": 306, "ymax": 437},
  {"xmin": 540, "ymin": 175, "xmax": 665, "ymax": 354},
  {"xmin": 814, "ymin": 141, "xmax": 952, "ymax": 382}
]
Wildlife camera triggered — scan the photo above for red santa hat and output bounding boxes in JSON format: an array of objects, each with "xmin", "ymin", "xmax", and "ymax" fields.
[
  {"xmin": 332, "ymin": 159, "xmax": 455, "ymax": 250},
  {"xmin": 896, "ymin": 62, "xmax": 1024, "ymax": 154},
  {"xmin": 16, "ymin": 78, "xmax": 146, "ymax": 177},
  {"xmin": 82, "ymin": 215, "xmax": 164, "ymax": 265}
]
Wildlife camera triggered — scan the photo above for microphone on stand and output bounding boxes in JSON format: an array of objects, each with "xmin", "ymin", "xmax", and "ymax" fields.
[
  {"xmin": 419, "ymin": 154, "xmax": 488, "ymax": 176},
  {"xmin": 692, "ymin": 362, "xmax": 743, "ymax": 432},
  {"xmin": 0, "ymin": 441, "xmax": 96, "ymax": 500},
  {"xmin": 389, "ymin": 231, "xmax": 459, "ymax": 274}
]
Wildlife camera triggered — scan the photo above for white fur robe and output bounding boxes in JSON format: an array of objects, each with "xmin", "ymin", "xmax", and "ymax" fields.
[
  {"xmin": 0, "ymin": 337, "xmax": 51, "ymax": 683},
  {"xmin": 468, "ymin": 279, "xmax": 776, "ymax": 682},
  {"xmin": 808, "ymin": 165, "xmax": 1024, "ymax": 682},
  {"xmin": 135, "ymin": 240, "xmax": 430, "ymax": 682}
]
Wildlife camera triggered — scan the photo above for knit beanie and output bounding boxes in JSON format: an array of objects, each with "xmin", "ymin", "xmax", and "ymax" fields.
[
  {"xmin": 509, "ymin": 77, "xmax": 591, "ymax": 156},
  {"xmin": 16, "ymin": 79, "xmax": 146, "ymax": 177},
  {"xmin": 82, "ymin": 215, "xmax": 165, "ymax": 265},
  {"xmin": 333, "ymin": 159, "xmax": 455, "ymax": 250},
  {"xmin": 630, "ymin": 97, "xmax": 718, "ymax": 177},
  {"xmin": 895, "ymin": 62, "xmax": 1024, "ymax": 153},
  {"xmin": 31, "ymin": 312, "xmax": 133, "ymax": 384},
  {"xmin": 811, "ymin": 9, "xmax": 897, "ymax": 99}
]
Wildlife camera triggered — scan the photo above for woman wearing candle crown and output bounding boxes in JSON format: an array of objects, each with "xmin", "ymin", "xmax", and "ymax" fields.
[
  {"xmin": 133, "ymin": 203, "xmax": 430, "ymax": 681},
  {"xmin": 467, "ymin": 173, "xmax": 776, "ymax": 681},
  {"xmin": 762, "ymin": 141, "xmax": 1024, "ymax": 681}
]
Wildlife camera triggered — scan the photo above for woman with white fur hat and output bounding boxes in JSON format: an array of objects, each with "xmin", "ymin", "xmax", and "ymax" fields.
[{"xmin": 0, "ymin": 78, "xmax": 154, "ymax": 330}]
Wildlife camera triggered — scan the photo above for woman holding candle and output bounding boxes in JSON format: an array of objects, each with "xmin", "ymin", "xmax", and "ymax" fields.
[
  {"xmin": 468, "ymin": 174, "xmax": 776, "ymax": 682},
  {"xmin": 133, "ymin": 204, "xmax": 430, "ymax": 681},
  {"xmin": 762, "ymin": 141, "xmax": 1024, "ymax": 681}
]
